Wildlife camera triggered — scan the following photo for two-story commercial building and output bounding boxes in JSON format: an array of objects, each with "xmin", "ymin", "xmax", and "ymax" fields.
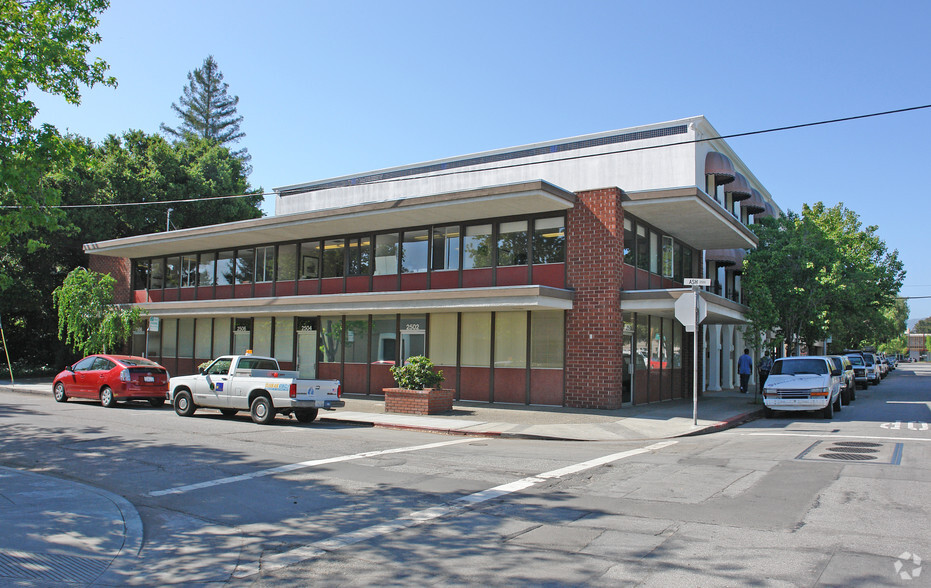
[{"xmin": 86, "ymin": 116, "xmax": 780, "ymax": 409}]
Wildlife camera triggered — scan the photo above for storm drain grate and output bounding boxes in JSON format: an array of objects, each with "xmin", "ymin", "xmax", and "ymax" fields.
[{"xmin": 796, "ymin": 440, "xmax": 903, "ymax": 465}]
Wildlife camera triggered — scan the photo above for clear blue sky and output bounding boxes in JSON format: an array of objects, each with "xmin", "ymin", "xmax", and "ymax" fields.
[{"xmin": 31, "ymin": 1, "xmax": 931, "ymax": 324}]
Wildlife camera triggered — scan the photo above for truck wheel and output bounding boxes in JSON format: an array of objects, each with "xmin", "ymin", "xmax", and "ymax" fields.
[
  {"xmin": 250, "ymin": 395, "xmax": 275, "ymax": 425},
  {"xmin": 833, "ymin": 393, "xmax": 842, "ymax": 412},
  {"xmin": 174, "ymin": 390, "xmax": 196, "ymax": 417},
  {"xmin": 53, "ymin": 382, "xmax": 68, "ymax": 403},
  {"xmin": 822, "ymin": 397, "xmax": 834, "ymax": 419},
  {"xmin": 295, "ymin": 409, "xmax": 319, "ymax": 423},
  {"xmin": 100, "ymin": 386, "xmax": 117, "ymax": 408},
  {"xmin": 220, "ymin": 409, "xmax": 238, "ymax": 417}
]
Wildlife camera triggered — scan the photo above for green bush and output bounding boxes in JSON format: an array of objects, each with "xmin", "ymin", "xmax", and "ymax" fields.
[{"xmin": 389, "ymin": 356, "xmax": 444, "ymax": 390}]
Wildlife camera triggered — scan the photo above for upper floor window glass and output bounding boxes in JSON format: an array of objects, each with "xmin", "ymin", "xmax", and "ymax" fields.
[
  {"xmin": 498, "ymin": 220, "xmax": 528, "ymax": 267},
  {"xmin": 165, "ymin": 256, "xmax": 180, "ymax": 288},
  {"xmin": 635, "ymin": 225, "xmax": 649, "ymax": 271},
  {"xmin": 277, "ymin": 244, "xmax": 297, "ymax": 281},
  {"xmin": 623, "ymin": 219, "xmax": 635, "ymax": 266},
  {"xmin": 533, "ymin": 217, "xmax": 565, "ymax": 264},
  {"xmin": 235, "ymin": 248, "xmax": 255, "ymax": 284},
  {"xmin": 650, "ymin": 232, "xmax": 659, "ymax": 274},
  {"xmin": 402, "ymin": 230, "xmax": 429, "ymax": 273},
  {"xmin": 431, "ymin": 225, "xmax": 459, "ymax": 271},
  {"xmin": 180, "ymin": 255, "xmax": 198, "ymax": 287},
  {"xmin": 374, "ymin": 233, "xmax": 399, "ymax": 275},
  {"xmin": 683, "ymin": 247, "xmax": 693, "ymax": 280},
  {"xmin": 322, "ymin": 239, "xmax": 344, "ymax": 278},
  {"xmin": 348, "ymin": 237, "xmax": 371, "ymax": 276},
  {"xmin": 198, "ymin": 253, "xmax": 215, "ymax": 286},
  {"xmin": 662, "ymin": 236, "xmax": 674, "ymax": 278},
  {"xmin": 673, "ymin": 242, "xmax": 683, "ymax": 282},
  {"xmin": 255, "ymin": 246, "xmax": 275, "ymax": 282},
  {"xmin": 300, "ymin": 241, "xmax": 320, "ymax": 279},
  {"xmin": 134, "ymin": 260, "xmax": 150, "ymax": 290},
  {"xmin": 463, "ymin": 224, "xmax": 492, "ymax": 269},
  {"xmin": 216, "ymin": 250, "xmax": 234, "ymax": 285}
]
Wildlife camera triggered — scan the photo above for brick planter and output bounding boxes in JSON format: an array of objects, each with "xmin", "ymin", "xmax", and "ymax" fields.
[{"xmin": 383, "ymin": 388, "xmax": 455, "ymax": 415}]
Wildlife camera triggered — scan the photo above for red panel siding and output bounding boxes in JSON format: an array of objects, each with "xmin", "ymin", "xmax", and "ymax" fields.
[
  {"xmin": 401, "ymin": 273, "xmax": 428, "ymax": 291},
  {"xmin": 530, "ymin": 369, "xmax": 563, "ymax": 405},
  {"xmin": 134, "ymin": 290, "xmax": 148, "ymax": 303},
  {"xmin": 162, "ymin": 289, "xmax": 179, "ymax": 302},
  {"xmin": 370, "ymin": 364, "xmax": 395, "ymax": 395},
  {"xmin": 297, "ymin": 280, "xmax": 319, "ymax": 296},
  {"xmin": 430, "ymin": 271, "xmax": 458, "ymax": 289},
  {"xmin": 344, "ymin": 364, "xmax": 368, "ymax": 395},
  {"xmin": 462, "ymin": 268, "xmax": 492, "ymax": 288},
  {"xmin": 321, "ymin": 277, "xmax": 343, "ymax": 294},
  {"xmin": 372, "ymin": 274, "xmax": 397, "ymax": 292},
  {"xmin": 276, "ymin": 280, "xmax": 297, "ymax": 296},
  {"xmin": 346, "ymin": 276, "xmax": 370, "ymax": 293},
  {"xmin": 459, "ymin": 367, "xmax": 490, "ymax": 401},
  {"xmin": 531, "ymin": 263, "xmax": 565, "ymax": 288},
  {"xmin": 319, "ymin": 362, "xmax": 340, "ymax": 380},
  {"xmin": 253, "ymin": 282, "xmax": 273, "ymax": 297},
  {"xmin": 180, "ymin": 287, "xmax": 195, "ymax": 301},
  {"xmin": 215, "ymin": 285, "xmax": 233, "ymax": 299},
  {"xmin": 496, "ymin": 265, "xmax": 529, "ymax": 287},
  {"xmin": 493, "ymin": 368, "xmax": 526, "ymax": 403}
]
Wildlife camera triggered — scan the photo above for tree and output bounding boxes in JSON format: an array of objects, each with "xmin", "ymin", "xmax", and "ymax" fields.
[
  {"xmin": 160, "ymin": 55, "xmax": 250, "ymax": 169},
  {"xmin": 912, "ymin": 316, "xmax": 931, "ymax": 333},
  {"xmin": 52, "ymin": 267, "xmax": 142, "ymax": 356},
  {"xmin": 0, "ymin": 0, "xmax": 115, "ymax": 290}
]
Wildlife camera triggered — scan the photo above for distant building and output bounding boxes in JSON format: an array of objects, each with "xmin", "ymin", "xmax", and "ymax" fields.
[
  {"xmin": 906, "ymin": 332, "xmax": 929, "ymax": 360},
  {"xmin": 85, "ymin": 116, "xmax": 781, "ymax": 409}
]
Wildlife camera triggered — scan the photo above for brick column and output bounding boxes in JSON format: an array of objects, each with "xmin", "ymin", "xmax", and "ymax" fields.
[
  {"xmin": 565, "ymin": 187, "xmax": 624, "ymax": 409},
  {"xmin": 88, "ymin": 255, "xmax": 132, "ymax": 304}
]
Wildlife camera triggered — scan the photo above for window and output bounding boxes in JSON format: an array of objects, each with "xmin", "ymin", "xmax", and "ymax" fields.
[
  {"xmin": 232, "ymin": 318, "xmax": 252, "ymax": 354},
  {"xmin": 429, "ymin": 313, "xmax": 458, "ymax": 365},
  {"xmin": 463, "ymin": 224, "xmax": 492, "ymax": 269},
  {"xmin": 635, "ymin": 225, "xmax": 649, "ymax": 271},
  {"xmin": 274, "ymin": 317, "xmax": 294, "ymax": 361},
  {"xmin": 623, "ymin": 219, "xmax": 635, "ymax": 266},
  {"xmin": 180, "ymin": 255, "xmax": 197, "ymax": 287},
  {"xmin": 198, "ymin": 253, "xmax": 216, "ymax": 286},
  {"xmin": 662, "ymin": 236, "xmax": 674, "ymax": 278},
  {"xmin": 344, "ymin": 315, "xmax": 370, "ymax": 364},
  {"xmin": 431, "ymin": 226, "xmax": 460, "ymax": 271},
  {"xmin": 150, "ymin": 258, "xmax": 164, "ymax": 289},
  {"xmin": 531, "ymin": 311, "xmax": 564, "ymax": 368},
  {"xmin": 255, "ymin": 246, "xmax": 275, "ymax": 282},
  {"xmin": 179, "ymin": 318, "xmax": 194, "ymax": 358},
  {"xmin": 319, "ymin": 317, "xmax": 343, "ymax": 363},
  {"xmin": 533, "ymin": 217, "xmax": 565, "ymax": 264},
  {"xmin": 236, "ymin": 248, "xmax": 255, "ymax": 284},
  {"xmin": 73, "ymin": 356, "xmax": 96, "ymax": 371},
  {"xmin": 348, "ymin": 237, "xmax": 371, "ymax": 276},
  {"xmin": 195, "ymin": 318, "xmax": 212, "ymax": 359},
  {"xmin": 374, "ymin": 233, "xmax": 399, "ymax": 275},
  {"xmin": 683, "ymin": 247, "xmax": 693, "ymax": 280},
  {"xmin": 650, "ymin": 232, "xmax": 659, "ymax": 274},
  {"xmin": 253, "ymin": 317, "xmax": 272, "ymax": 356},
  {"xmin": 401, "ymin": 230, "xmax": 429, "ymax": 273},
  {"xmin": 134, "ymin": 260, "xmax": 149, "ymax": 290},
  {"xmin": 278, "ymin": 244, "xmax": 298, "ymax": 281},
  {"xmin": 495, "ymin": 312, "xmax": 526, "ymax": 368},
  {"xmin": 162, "ymin": 319, "xmax": 178, "ymax": 357},
  {"xmin": 212, "ymin": 319, "xmax": 230, "ymax": 356},
  {"xmin": 460, "ymin": 312, "xmax": 491, "ymax": 367},
  {"xmin": 165, "ymin": 257, "xmax": 180, "ymax": 288},
  {"xmin": 216, "ymin": 251, "xmax": 234, "ymax": 286},
  {"xmin": 371, "ymin": 315, "xmax": 396, "ymax": 364},
  {"xmin": 322, "ymin": 239, "xmax": 344, "ymax": 278},
  {"xmin": 300, "ymin": 241, "xmax": 321, "ymax": 279},
  {"xmin": 673, "ymin": 242, "xmax": 683, "ymax": 282},
  {"xmin": 497, "ymin": 221, "xmax": 528, "ymax": 267}
]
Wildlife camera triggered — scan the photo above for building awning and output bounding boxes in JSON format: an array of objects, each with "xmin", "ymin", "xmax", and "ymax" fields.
[
  {"xmin": 134, "ymin": 285, "xmax": 574, "ymax": 319},
  {"xmin": 621, "ymin": 289, "xmax": 747, "ymax": 325},
  {"xmin": 84, "ymin": 180, "xmax": 577, "ymax": 259},
  {"xmin": 622, "ymin": 187, "xmax": 758, "ymax": 250},
  {"xmin": 705, "ymin": 248, "xmax": 741, "ymax": 266},
  {"xmin": 741, "ymin": 188, "xmax": 766, "ymax": 214},
  {"xmin": 704, "ymin": 151, "xmax": 736, "ymax": 186},
  {"xmin": 725, "ymin": 248, "xmax": 746, "ymax": 271},
  {"xmin": 754, "ymin": 201, "xmax": 777, "ymax": 220},
  {"xmin": 724, "ymin": 172, "xmax": 752, "ymax": 202}
]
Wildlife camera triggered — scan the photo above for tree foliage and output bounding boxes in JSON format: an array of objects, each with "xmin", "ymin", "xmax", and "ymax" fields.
[
  {"xmin": 159, "ymin": 55, "xmax": 250, "ymax": 168},
  {"xmin": 52, "ymin": 267, "xmax": 142, "ymax": 356},
  {"xmin": 911, "ymin": 316, "xmax": 931, "ymax": 333},
  {"xmin": 0, "ymin": 0, "xmax": 115, "ymax": 289},
  {"xmin": 743, "ymin": 203, "xmax": 905, "ymax": 353}
]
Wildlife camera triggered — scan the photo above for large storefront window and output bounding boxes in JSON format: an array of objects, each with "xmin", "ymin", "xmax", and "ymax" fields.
[
  {"xmin": 216, "ymin": 251, "xmax": 234, "ymax": 285},
  {"xmin": 463, "ymin": 224, "xmax": 492, "ymax": 269},
  {"xmin": 371, "ymin": 315, "xmax": 397, "ymax": 364},
  {"xmin": 401, "ymin": 230, "xmax": 429, "ymax": 273},
  {"xmin": 374, "ymin": 233, "xmax": 399, "ymax": 275},
  {"xmin": 150, "ymin": 259, "xmax": 164, "ymax": 289},
  {"xmin": 650, "ymin": 232, "xmax": 659, "ymax": 274},
  {"xmin": 278, "ymin": 244, "xmax": 298, "ymax": 281},
  {"xmin": 429, "ymin": 313, "xmax": 458, "ymax": 366},
  {"xmin": 530, "ymin": 311, "xmax": 564, "ymax": 368},
  {"xmin": 431, "ymin": 226, "xmax": 459, "ymax": 270},
  {"xmin": 195, "ymin": 318, "xmax": 212, "ymax": 359},
  {"xmin": 319, "ymin": 317, "xmax": 342, "ymax": 363},
  {"xmin": 344, "ymin": 315, "xmax": 370, "ymax": 364},
  {"xmin": 213, "ymin": 318, "xmax": 231, "ymax": 356},
  {"xmin": 253, "ymin": 317, "xmax": 272, "ymax": 356},
  {"xmin": 322, "ymin": 239, "xmax": 344, "ymax": 278},
  {"xmin": 497, "ymin": 221, "xmax": 528, "ymax": 267},
  {"xmin": 460, "ymin": 312, "xmax": 491, "ymax": 366},
  {"xmin": 162, "ymin": 319, "xmax": 178, "ymax": 357},
  {"xmin": 673, "ymin": 242, "xmax": 683, "ymax": 282},
  {"xmin": 275, "ymin": 317, "xmax": 294, "ymax": 361},
  {"xmin": 532, "ymin": 217, "xmax": 565, "ymax": 264},
  {"xmin": 178, "ymin": 319, "xmax": 194, "ymax": 358},
  {"xmin": 495, "ymin": 312, "xmax": 527, "ymax": 368}
]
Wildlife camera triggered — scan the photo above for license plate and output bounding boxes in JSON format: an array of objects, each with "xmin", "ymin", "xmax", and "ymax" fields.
[{"xmin": 144, "ymin": 376, "xmax": 154, "ymax": 383}]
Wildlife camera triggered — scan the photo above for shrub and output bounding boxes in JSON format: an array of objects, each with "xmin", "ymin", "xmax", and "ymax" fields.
[{"xmin": 389, "ymin": 356, "xmax": 444, "ymax": 390}]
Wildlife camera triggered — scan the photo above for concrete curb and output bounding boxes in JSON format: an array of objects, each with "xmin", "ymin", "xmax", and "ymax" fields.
[{"xmin": 675, "ymin": 407, "xmax": 765, "ymax": 437}]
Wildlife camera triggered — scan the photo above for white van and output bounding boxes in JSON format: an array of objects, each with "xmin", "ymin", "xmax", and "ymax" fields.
[{"xmin": 762, "ymin": 356, "xmax": 843, "ymax": 419}]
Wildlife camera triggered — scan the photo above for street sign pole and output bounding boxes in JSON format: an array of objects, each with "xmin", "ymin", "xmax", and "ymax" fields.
[
  {"xmin": 0, "ymin": 313, "xmax": 12, "ymax": 384},
  {"xmin": 693, "ymin": 285, "xmax": 699, "ymax": 425}
]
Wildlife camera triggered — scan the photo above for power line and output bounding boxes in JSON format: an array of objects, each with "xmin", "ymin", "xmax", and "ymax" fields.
[{"xmin": 2, "ymin": 103, "xmax": 930, "ymax": 210}]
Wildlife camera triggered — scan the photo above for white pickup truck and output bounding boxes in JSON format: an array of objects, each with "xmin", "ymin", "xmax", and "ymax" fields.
[{"xmin": 168, "ymin": 353, "xmax": 343, "ymax": 425}]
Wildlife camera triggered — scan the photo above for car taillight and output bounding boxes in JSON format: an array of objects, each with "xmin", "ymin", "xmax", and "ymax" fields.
[
  {"xmin": 289, "ymin": 383, "xmax": 296, "ymax": 398},
  {"xmin": 120, "ymin": 369, "xmax": 130, "ymax": 382},
  {"xmin": 337, "ymin": 384, "xmax": 342, "ymax": 398}
]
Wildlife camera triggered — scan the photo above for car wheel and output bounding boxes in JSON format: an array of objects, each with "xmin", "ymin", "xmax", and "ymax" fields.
[
  {"xmin": 833, "ymin": 393, "xmax": 842, "ymax": 412},
  {"xmin": 148, "ymin": 398, "xmax": 166, "ymax": 408},
  {"xmin": 100, "ymin": 386, "xmax": 117, "ymax": 408},
  {"xmin": 174, "ymin": 390, "xmax": 196, "ymax": 417},
  {"xmin": 53, "ymin": 382, "xmax": 68, "ymax": 403},
  {"xmin": 250, "ymin": 395, "xmax": 275, "ymax": 425},
  {"xmin": 763, "ymin": 406, "xmax": 774, "ymax": 419},
  {"xmin": 295, "ymin": 409, "xmax": 319, "ymax": 423},
  {"xmin": 822, "ymin": 397, "xmax": 834, "ymax": 419},
  {"xmin": 841, "ymin": 388, "xmax": 850, "ymax": 406},
  {"xmin": 850, "ymin": 386, "xmax": 856, "ymax": 401},
  {"xmin": 220, "ymin": 409, "xmax": 238, "ymax": 417}
]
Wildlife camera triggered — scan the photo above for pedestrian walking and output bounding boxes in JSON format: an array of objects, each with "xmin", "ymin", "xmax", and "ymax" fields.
[
  {"xmin": 738, "ymin": 348, "xmax": 753, "ymax": 393},
  {"xmin": 758, "ymin": 350, "xmax": 773, "ymax": 390}
]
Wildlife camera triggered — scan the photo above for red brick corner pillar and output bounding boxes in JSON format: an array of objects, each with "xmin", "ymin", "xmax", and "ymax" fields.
[
  {"xmin": 565, "ymin": 187, "xmax": 624, "ymax": 409},
  {"xmin": 88, "ymin": 255, "xmax": 133, "ymax": 304}
]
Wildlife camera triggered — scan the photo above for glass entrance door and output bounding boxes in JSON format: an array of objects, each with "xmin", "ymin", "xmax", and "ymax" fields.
[{"xmin": 296, "ymin": 329, "xmax": 317, "ymax": 379}]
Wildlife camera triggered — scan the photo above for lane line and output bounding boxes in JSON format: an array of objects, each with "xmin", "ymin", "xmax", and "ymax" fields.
[
  {"xmin": 148, "ymin": 438, "xmax": 476, "ymax": 497},
  {"xmin": 233, "ymin": 440, "xmax": 678, "ymax": 578},
  {"xmin": 747, "ymin": 432, "xmax": 931, "ymax": 442}
]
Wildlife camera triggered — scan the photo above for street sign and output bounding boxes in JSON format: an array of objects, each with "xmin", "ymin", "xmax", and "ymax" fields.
[
  {"xmin": 675, "ymin": 292, "xmax": 708, "ymax": 331},
  {"xmin": 684, "ymin": 278, "xmax": 711, "ymax": 287},
  {"xmin": 148, "ymin": 317, "xmax": 160, "ymax": 332}
]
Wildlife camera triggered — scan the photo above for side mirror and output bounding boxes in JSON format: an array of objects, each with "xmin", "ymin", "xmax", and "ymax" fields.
[
  {"xmin": 831, "ymin": 369, "xmax": 841, "ymax": 377},
  {"xmin": 65, "ymin": 365, "xmax": 73, "ymax": 372}
]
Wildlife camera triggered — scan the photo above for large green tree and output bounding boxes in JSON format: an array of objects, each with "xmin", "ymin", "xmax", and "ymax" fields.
[
  {"xmin": 52, "ymin": 267, "xmax": 141, "ymax": 356},
  {"xmin": 159, "ymin": 55, "xmax": 250, "ymax": 168},
  {"xmin": 0, "ymin": 0, "xmax": 115, "ymax": 290},
  {"xmin": 911, "ymin": 316, "xmax": 931, "ymax": 333}
]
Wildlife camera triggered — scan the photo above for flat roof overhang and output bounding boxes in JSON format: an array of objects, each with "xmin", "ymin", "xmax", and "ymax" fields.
[
  {"xmin": 622, "ymin": 187, "xmax": 758, "ymax": 250},
  {"xmin": 621, "ymin": 289, "xmax": 748, "ymax": 325},
  {"xmin": 134, "ymin": 285, "xmax": 574, "ymax": 319},
  {"xmin": 83, "ymin": 180, "xmax": 576, "ymax": 259}
]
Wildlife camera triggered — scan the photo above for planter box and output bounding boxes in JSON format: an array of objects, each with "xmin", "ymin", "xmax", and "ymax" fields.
[{"xmin": 383, "ymin": 388, "xmax": 455, "ymax": 415}]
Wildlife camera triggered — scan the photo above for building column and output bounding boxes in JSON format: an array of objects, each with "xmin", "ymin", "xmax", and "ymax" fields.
[
  {"xmin": 721, "ymin": 324, "xmax": 735, "ymax": 389},
  {"xmin": 707, "ymin": 324, "xmax": 722, "ymax": 391}
]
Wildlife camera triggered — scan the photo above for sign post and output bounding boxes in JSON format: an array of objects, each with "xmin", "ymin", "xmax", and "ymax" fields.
[
  {"xmin": 682, "ymin": 278, "xmax": 711, "ymax": 425},
  {"xmin": 0, "ymin": 312, "xmax": 12, "ymax": 384}
]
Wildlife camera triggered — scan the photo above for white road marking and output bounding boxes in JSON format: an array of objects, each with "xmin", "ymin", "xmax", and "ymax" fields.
[
  {"xmin": 148, "ymin": 438, "xmax": 476, "ymax": 497},
  {"xmin": 748, "ymin": 432, "xmax": 931, "ymax": 441},
  {"xmin": 233, "ymin": 440, "xmax": 678, "ymax": 578}
]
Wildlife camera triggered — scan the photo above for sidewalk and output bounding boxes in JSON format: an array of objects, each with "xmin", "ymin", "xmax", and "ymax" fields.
[{"xmin": 0, "ymin": 378, "xmax": 761, "ymax": 585}]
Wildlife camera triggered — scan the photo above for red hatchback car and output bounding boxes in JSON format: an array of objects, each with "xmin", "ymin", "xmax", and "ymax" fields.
[{"xmin": 53, "ymin": 354, "xmax": 170, "ymax": 408}]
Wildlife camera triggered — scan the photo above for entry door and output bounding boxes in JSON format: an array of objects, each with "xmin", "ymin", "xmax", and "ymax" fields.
[
  {"xmin": 400, "ymin": 327, "xmax": 426, "ymax": 365},
  {"xmin": 296, "ymin": 330, "xmax": 317, "ymax": 379}
]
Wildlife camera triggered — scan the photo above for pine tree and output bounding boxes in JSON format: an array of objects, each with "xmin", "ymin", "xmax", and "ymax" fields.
[{"xmin": 160, "ymin": 55, "xmax": 250, "ymax": 169}]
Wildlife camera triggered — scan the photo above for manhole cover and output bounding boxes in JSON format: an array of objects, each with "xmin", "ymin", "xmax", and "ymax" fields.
[
  {"xmin": 826, "ymin": 446, "xmax": 879, "ymax": 453},
  {"xmin": 819, "ymin": 453, "xmax": 878, "ymax": 461},
  {"xmin": 833, "ymin": 441, "xmax": 882, "ymax": 448}
]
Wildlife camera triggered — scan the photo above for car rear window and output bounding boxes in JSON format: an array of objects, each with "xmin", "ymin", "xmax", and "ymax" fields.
[
  {"xmin": 771, "ymin": 358, "xmax": 828, "ymax": 376},
  {"xmin": 120, "ymin": 358, "xmax": 161, "ymax": 367},
  {"xmin": 846, "ymin": 355, "xmax": 864, "ymax": 365}
]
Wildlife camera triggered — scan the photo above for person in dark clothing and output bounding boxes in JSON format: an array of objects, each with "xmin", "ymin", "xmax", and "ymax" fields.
[
  {"xmin": 738, "ymin": 348, "xmax": 753, "ymax": 393},
  {"xmin": 758, "ymin": 350, "xmax": 773, "ymax": 391}
]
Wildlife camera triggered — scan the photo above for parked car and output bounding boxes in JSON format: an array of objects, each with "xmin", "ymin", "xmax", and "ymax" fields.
[
  {"xmin": 53, "ymin": 354, "xmax": 170, "ymax": 408},
  {"xmin": 844, "ymin": 352, "xmax": 869, "ymax": 389},
  {"xmin": 762, "ymin": 356, "xmax": 843, "ymax": 419},
  {"xmin": 876, "ymin": 353, "xmax": 888, "ymax": 378},
  {"xmin": 862, "ymin": 352, "xmax": 882, "ymax": 384},
  {"xmin": 828, "ymin": 355, "xmax": 855, "ymax": 404}
]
